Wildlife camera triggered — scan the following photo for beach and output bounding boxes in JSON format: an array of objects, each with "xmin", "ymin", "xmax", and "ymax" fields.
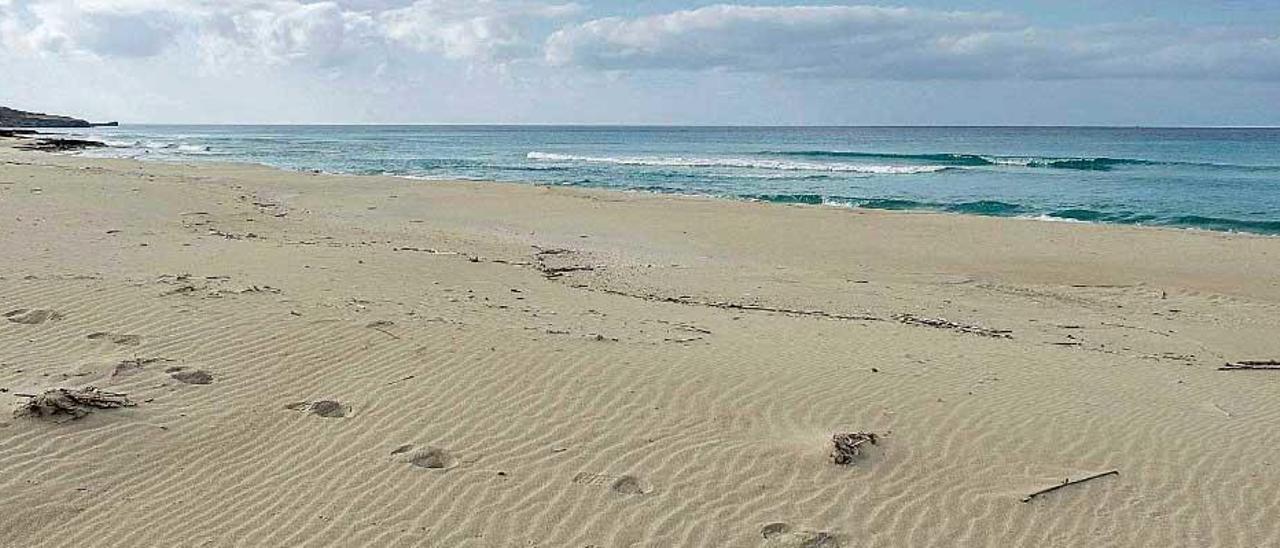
[{"xmin": 2, "ymin": 143, "xmax": 1279, "ymax": 547}]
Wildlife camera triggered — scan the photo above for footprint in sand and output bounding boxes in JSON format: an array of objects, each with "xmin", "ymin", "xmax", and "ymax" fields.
[
  {"xmin": 87, "ymin": 332, "xmax": 142, "ymax": 346},
  {"xmin": 761, "ymin": 523, "xmax": 843, "ymax": 547},
  {"xmin": 112, "ymin": 357, "xmax": 168, "ymax": 378},
  {"xmin": 285, "ymin": 400, "xmax": 351, "ymax": 418},
  {"xmin": 572, "ymin": 472, "xmax": 655, "ymax": 496},
  {"xmin": 5, "ymin": 309, "xmax": 63, "ymax": 324},
  {"xmin": 391, "ymin": 444, "xmax": 460, "ymax": 470},
  {"xmin": 168, "ymin": 367, "xmax": 214, "ymax": 385},
  {"xmin": 410, "ymin": 447, "xmax": 459, "ymax": 470},
  {"xmin": 610, "ymin": 475, "xmax": 654, "ymax": 496}
]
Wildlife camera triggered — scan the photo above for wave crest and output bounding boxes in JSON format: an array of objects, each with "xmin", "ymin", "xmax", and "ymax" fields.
[
  {"xmin": 764, "ymin": 150, "xmax": 1160, "ymax": 171},
  {"xmin": 527, "ymin": 152, "xmax": 953, "ymax": 174}
]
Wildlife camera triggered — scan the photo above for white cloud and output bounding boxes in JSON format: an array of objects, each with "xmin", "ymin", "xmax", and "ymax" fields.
[
  {"xmin": 5, "ymin": 2, "xmax": 1276, "ymax": 80},
  {"xmin": 2, "ymin": 2, "xmax": 1278, "ymax": 124},
  {"xmin": 0, "ymin": 0, "xmax": 577, "ymax": 64},
  {"xmin": 378, "ymin": 0, "xmax": 580, "ymax": 61},
  {"xmin": 546, "ymin": 4, "xmax": 1280, "ymax": 81}
]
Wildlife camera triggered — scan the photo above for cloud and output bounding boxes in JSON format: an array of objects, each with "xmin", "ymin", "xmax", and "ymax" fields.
[
  {"xmin": 2, "ymin": 2, "xmax": 1278, "ymax": 125},
  {"xmin": 0, "ymin": 0, "xmax": 578, "ymax": 64},
  {"xmin": 378, "ymin": 0, "xmax": 580, "ymax": 61},
  {"xmin": 6, "ymin": 2, "xmax": 1275, "ymax": 80},
  {"xmin": 546, "ymin": 4, "xmax": 1280, "ymax": 81}
]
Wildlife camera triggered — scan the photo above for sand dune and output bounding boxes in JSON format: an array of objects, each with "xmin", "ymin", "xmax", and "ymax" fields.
[{"xmin": 1, "ymin": 147, "xmax": 1279, "ymax": 546}]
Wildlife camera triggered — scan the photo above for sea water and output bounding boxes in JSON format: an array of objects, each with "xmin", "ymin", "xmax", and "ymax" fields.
[{"xmin": 59, "ymin": 125, "xmax": 1280, "ymax": 234}]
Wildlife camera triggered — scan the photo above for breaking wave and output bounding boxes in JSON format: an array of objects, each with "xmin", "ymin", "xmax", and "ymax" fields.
[
  {"xmin": 764, "ymin": 150, "xmax": 1278, "ymax": 171},
  {"xmin": 527, "ymin": 152, "xmax": 953, "ymax": 174},
  {"xmin": 741, "ymin": 194, "xmax": 1280, "ymax": 234}
]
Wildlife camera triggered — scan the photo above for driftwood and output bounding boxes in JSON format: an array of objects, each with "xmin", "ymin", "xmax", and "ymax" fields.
[
  {"xmin": 540, "ymin": 265, "xmax": 597, "ymax": 278},
  {"xmin": 830, "ymin": 432, "xmax": 879, "ymax": 465},
  {"xmin": 1021, "ymin": 470, "xmax": 1119, "ymax": 502},
  {"xmin": 1220, "ymin": 360, "xmax": 1280, "ymax": 371},
  {"xmin": 386, "ymin": 375, "xmax": 416, "ymax": 386},
  {"xmin": 14, "ymin": 387, "xmax": 134, "ymax": 421}
]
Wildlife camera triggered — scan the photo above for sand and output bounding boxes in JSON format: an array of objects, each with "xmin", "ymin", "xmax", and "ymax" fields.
[{"xmin": 1, "ymin": 143, "xmax": 1278, "ymax": 547}]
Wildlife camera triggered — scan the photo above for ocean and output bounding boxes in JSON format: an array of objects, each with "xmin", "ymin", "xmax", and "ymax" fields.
[{"xmin": 57, "ymin": 125, "xmax": 1280, "ymax": 235}]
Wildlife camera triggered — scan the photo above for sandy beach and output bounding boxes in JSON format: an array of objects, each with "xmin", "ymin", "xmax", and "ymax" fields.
[{"xmin": 2, "ymin": 143, "xmax": 1279, "ymax": 547}]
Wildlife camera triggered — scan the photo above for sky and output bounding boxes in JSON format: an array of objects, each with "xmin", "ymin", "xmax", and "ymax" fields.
[{"xmin": 1, "ymin": 0, "xmax": 1278, "ymax": 125}]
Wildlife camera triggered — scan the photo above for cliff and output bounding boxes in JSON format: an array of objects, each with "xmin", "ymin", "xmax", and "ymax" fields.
[{"xmin": 0, "ymin": 106, "xmax": 117, "ymax": 128}]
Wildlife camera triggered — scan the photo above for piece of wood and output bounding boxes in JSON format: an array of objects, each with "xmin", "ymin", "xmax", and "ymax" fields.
[
  {"xmin": 371, "ymin": 327, "xmax": 401, "ymax": 340},
  {"xmin": 386, "ymin": 375, "xmax": 416, "ymax": 386},
  {"xmin": 1021, "ymin": 470, "xmax": 1119, "ymax": 502},
  {"xmin": 1220, "ymin": 360, "xmax": 1280, "ymax": 371}
]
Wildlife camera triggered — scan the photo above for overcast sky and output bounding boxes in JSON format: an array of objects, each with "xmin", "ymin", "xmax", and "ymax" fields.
[{"xmin": 2, "ymin": 0, "xmax": 1278, "ymax": 125}]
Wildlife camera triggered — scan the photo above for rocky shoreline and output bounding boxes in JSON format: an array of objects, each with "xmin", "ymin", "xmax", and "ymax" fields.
[
  {"xmin": 0, "ymin": 129, "xmax": 107, "ymax": 152},
  {"xmin": 0, "ymin": 106, "xmax": 117, "ymax": 128}
]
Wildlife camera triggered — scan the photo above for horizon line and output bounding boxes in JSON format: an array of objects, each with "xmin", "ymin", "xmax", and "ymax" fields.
[{"xmin": 69, "ymin": 123, "xmax": 1280, "ymax": 130}]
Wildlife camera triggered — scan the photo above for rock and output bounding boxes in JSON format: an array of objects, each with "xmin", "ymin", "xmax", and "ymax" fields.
[{"xmin": 15, "ymin": 138, "xmax": 107, "ymax": 152}]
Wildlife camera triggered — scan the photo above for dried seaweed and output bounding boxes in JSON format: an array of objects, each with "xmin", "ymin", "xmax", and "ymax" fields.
[
  {"xmin": 14, "ymin": 387, "xmax": 134, "ymax": 421},
  {"xmin": 830, "ymin": 432, "xmax": 879, "ymax": 465}
]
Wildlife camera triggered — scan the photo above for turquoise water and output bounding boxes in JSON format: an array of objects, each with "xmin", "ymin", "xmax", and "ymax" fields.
[{"xmin": 63, "ymin": 125, "xmax": 1280, "ymax": 234}]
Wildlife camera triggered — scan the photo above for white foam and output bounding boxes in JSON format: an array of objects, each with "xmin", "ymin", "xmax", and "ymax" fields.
[
  {"xmin": 983, "ymin": 156, "xmax": 1036, "ymax": 166},
  {"xmin": 1021, "ymin": 214, "xmax": 1093, "ymax": 224},
  {"xmin": 527, "ymin": 152, "xmax": 950, "ymax": 174}
]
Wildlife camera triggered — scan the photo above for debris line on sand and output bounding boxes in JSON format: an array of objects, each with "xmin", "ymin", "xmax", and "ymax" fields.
[
  {"xmin": 894, "ymin": 314, "xmax": 1012, "ymax": 338},
  {"xmin": 1220, "ymin": 360, "xmax": 1280, "ymax": 371}
]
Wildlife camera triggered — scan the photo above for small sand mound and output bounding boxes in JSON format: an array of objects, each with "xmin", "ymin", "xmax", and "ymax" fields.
[
  {"xmin": 170, "ymin": 369, "xmax": 214, "ymax": 385},
  {"xmin": 14, "ymin": 387, "xmax": 134, "ymax": 421},
  {"xmin": 5, "ymin": 309, "xmax": 63, "ymax": 325},
  {"xmin": 111, "ymin": 357, "xmax": 163, "ymax": 378},
  {"xmin": 87, "ymin": 332, "xmax": 142, "ymax": 346},
  {"xmin": 610, "ymin": 475, "xmax": 653, "ymax": 496},
  {"xmin": 309, "ymin": 400, "xmax": 348, "ymax": 418},
  {"xmin": 409, "ymin": 447, "xmax": 458, "ymax": 470},
  {"xmin": 112, "ymin": 363, "xmax": 142, "ymax": 377},
  {"xmin": 762, "ymin": 523, "xmax": 843, "ymax": 547}
]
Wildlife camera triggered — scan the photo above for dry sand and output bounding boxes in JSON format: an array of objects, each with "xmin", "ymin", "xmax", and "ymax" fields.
[{"xmin": 1, "ymin": 143, "xmax": 1278, "ymax": 547}]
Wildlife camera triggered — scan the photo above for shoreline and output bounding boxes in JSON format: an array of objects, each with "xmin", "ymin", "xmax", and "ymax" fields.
[
  {"xmin": 14, "ymin": 130, "xmax": 1280, "ymax": 238},
  {"xmin": 2, "ymin": 140, "xmax": 1280, "ymax": 546},
  {"xmin": 10, "ymin": 137, "xmax": 1280, "ymax": 241}
]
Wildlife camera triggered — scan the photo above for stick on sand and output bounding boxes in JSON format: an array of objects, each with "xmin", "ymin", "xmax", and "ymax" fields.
[
  {"xmin": 1021, "ymin": 470, "xmax": 1120, "ymax": 503},
  {"xmin": 1220, "ymin": 360, "xmax": 1280, "ymax": 371}
]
